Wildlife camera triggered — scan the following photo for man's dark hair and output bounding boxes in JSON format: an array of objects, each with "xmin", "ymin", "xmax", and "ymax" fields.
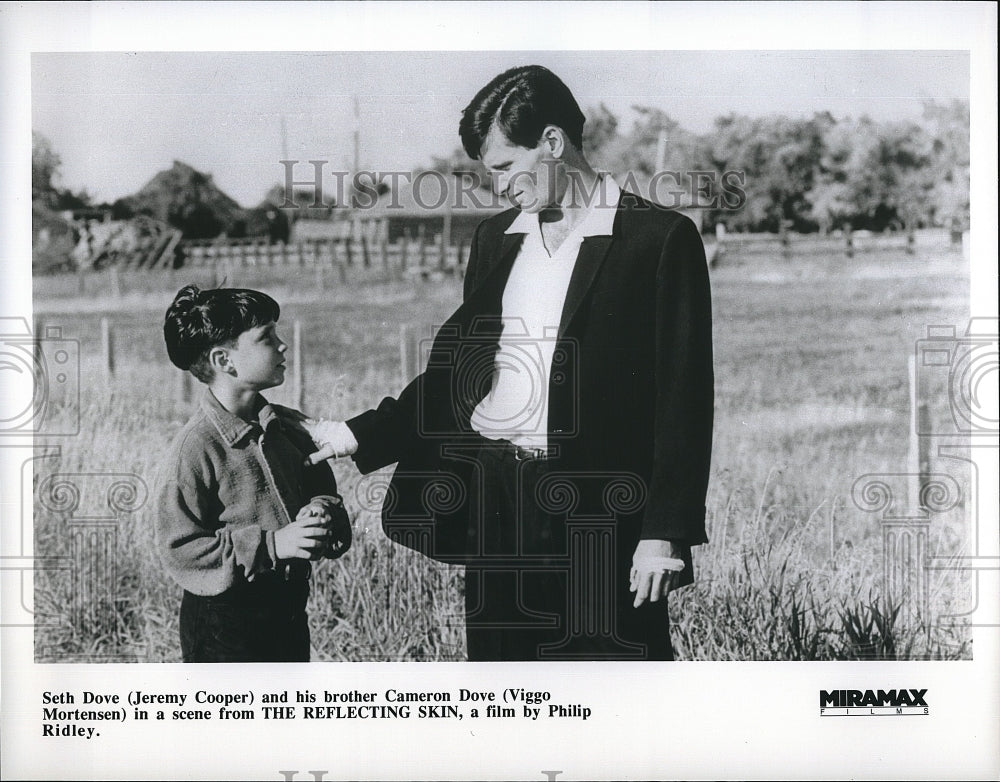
[
  {"xmin": 459, "ymin": 65, "xmax": 586, "ymax": 160},
  {"xmin": 163, "ymin": 284, "xmax": 280, "ymax": 382}
]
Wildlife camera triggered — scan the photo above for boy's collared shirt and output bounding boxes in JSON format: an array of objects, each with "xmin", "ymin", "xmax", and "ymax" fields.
[{"xmin": 156, "ymin": 388, "xmax": 340, "ymax": 596}]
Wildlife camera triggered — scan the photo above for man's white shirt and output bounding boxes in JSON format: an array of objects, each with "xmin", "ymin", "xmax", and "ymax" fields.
[{"xmin": 471, "ymin": 176, "xmax": 622, "ymax": 448}]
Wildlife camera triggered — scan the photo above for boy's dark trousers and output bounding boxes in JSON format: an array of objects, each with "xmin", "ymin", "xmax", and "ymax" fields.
[{"xmin": 180, "ymin": 564, "xmax": 310, "ymax": 663}]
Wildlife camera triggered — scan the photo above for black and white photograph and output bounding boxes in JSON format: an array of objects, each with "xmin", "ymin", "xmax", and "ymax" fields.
[{"xmin": 2, "ymin": 2, "xmax": 997, "ymax": 780}]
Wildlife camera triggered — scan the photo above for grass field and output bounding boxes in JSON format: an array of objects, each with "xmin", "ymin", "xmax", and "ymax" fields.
[{"xmin": 31, "ymin": 240, "xmax": 974, "ymax": 661}]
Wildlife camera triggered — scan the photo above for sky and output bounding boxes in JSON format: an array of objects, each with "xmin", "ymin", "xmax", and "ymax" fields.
[{"xmin": 32, "ymin": 50, "xmax": 969, "ymax": 208}]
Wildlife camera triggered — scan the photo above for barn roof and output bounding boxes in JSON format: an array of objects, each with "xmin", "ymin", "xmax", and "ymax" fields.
[{"xmin": 365, "ymin": 173, "xmax": 502, "ymax": 220}]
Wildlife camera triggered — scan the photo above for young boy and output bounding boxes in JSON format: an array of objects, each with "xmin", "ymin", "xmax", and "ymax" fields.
[{"xmin": 156, "ymin": 284, "xmax": 351, "ymax": 662}]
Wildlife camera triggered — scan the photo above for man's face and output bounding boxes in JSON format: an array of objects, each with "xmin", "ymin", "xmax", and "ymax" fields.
[
  {"xmin": 225, "ymin": 321, "xmax": 287, "ymax": 390},
  {"xmin": 480, "ymin": 126, "xmax": 562, "ymax": 214}
]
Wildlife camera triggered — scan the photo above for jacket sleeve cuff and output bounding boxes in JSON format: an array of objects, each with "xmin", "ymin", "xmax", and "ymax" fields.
[
  {"xmin": 346, "ymin": 411, "xmax": 394, "ymax": 474},
  {"xmin": 264, "ymin": 529, "xmax": 279, "ymax": 567},
  {"xmin": 230, "ymin": 525, "xmax": 276, "ymax": 580},
  {"xmin": 639, "ymin": 503, "xmax": 708, "ymax": 545}
]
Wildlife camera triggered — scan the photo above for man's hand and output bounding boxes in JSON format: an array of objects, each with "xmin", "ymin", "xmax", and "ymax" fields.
[
  {"xmin": 274, "ymin": 516, "xmax": 329, "ymax": 561},
  {"xmin": 275, "ymin": 407, "xmax": 359, "ymax": 465},
  {"xmin": 629, "ymin": 539, "xmax": 686, "ymax": 608},
  {"xmin": 300, "ymin": 419, "xmax": 359, "ymax": 466}
]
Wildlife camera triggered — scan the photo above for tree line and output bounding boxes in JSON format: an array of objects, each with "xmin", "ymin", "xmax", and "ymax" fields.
[
  {"xmin": 34, "ymin": 99, "xmax": 969, "ymax": 241},
  {"xmin": 577, "ymin": 100, "xmax": 969, "ymax": 234}
]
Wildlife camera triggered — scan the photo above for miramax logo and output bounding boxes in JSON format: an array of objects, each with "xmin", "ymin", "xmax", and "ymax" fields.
[{"xmin": 820, "ymin": 689, "xmax": 929, "ymax": 717}]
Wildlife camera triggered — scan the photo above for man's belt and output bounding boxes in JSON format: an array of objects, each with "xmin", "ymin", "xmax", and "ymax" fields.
[
  {"xmin": 476, "ymin": 435, "xmax": 557, "ymax": 461},
  {"xmin": 499, "ymin": 441, "xmax": 553, "ymax": 461}
]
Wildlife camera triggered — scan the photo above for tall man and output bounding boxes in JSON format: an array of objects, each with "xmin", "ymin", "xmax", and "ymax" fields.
[{"xmin": 307, "ymin": 65, "xmax": 713, "ymax": 661}]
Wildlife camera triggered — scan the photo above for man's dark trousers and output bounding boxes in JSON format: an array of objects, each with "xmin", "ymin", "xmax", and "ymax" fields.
[{"xmin": 462, "ymin": 437, "xmax": 674, "ymax": 662}]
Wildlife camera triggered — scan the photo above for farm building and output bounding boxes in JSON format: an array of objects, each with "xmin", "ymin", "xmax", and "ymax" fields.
[
  {"xmin": 284, "ymin": 171, "xmax": 709, "ymax": 249},
  {"xmin": 359, "ymin": 173, "xmax": 502, "ymax": 247}
]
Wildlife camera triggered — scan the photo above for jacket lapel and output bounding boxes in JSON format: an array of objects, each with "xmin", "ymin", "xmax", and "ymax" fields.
[
  {"xmin": 557, "ymin": 234, "xmax": 614, "ymax": 339},
  {"xmin": 453, "ymin": 231, "xmax": 524, "ymax": 325},
  {"xmin": 476, "ymin": 232, "xmax": 524, "ymax": 296}
]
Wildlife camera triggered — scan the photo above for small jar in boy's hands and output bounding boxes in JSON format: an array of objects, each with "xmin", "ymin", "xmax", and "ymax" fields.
[{"xmin": 318, "ymin": 496, "xmax": 352, "ymax": 560}]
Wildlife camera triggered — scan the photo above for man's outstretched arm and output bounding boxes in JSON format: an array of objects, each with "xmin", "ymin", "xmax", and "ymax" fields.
[{"xmin": 298, "ymin": 222, "xmax": 487, "ymax": 471}]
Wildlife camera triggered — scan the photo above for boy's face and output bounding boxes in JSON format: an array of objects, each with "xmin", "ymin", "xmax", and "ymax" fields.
[{"xmin": 224, "ymin": 321, "xmax": 287, "ymax": 390}]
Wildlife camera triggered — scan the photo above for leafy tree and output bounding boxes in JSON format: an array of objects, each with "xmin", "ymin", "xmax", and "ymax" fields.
[
  {"xmin": 32, "ymin": 131, "xmax": 62, "ymax": 206},
  {"xmin": 582, "ymin": 102, "xmax": 619, "ymax": 158},
  {"xmin": 32, "ymin": 131, "xmax": 92, "ymax": 211},
  {"xmin": 921, "ymin": 100, "xmax": 970, "ymax": 230},
  {"xmin": 707, "ymin": 114, "xmax": 828, "ymax": 232}
]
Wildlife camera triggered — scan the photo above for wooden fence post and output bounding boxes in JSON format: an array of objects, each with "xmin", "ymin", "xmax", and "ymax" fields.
[
  {"xmin": 344, "ymin": 237, "xmax": 355, "ymax": 268},
  {"xmin": 108, "ymin": 265, "xmax": 122, "ymax": 298},
  {"xmin": 779, "ymin": 221, "xmax": 791, "ymax": 261},
  {"xmin": 456, "ymin": 239, "xmax": 467, "ymax": 279},
  {"xmin": 361, "ymin": 234, "xmax": 371, "ymax": 269},
  {"xmin": 33, "ymin": 315, "xmax": 46, "ymax": 362},
  {"xmin": 397, "ymin": 241, "xmax": 408, "ymax": 278},
  {"xmin": 379, "ymin": 236, "xmax": 392, "ymax": 282},
  {"xmin": 315, "ymin": 257, "xmax": 326, "ymax": 292},
  {"xmin": 380, "ymin": 237, "xmax": 393, "ymax": 281},
  {"xmin": 291, "ymin": 319, "xmax": 304, "ymax": 409},
  {"xmin": 419, "ymin": 235, "xmax": 431, "ymax": 279},
  {"xmin": 100, "ymin": 317, "xmax": 115, "ymax": 380},
  {"xmin": 714, "ymin": 223, "xmax": 726, "ymax": 267},
  {"xmin": 399, "ymin": 323, "xmax": 422, "ymax": 384},
  {"xmin": 336, "ymin": 239, "xmax": 347, "ymax": 284},
  {"xmin": 908, "ymin": 354, "xmax": 931, "ymax": 512}
]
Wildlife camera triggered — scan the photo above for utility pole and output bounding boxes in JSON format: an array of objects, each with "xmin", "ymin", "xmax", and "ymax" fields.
[
  {"xmin": 656, "ymin": 127, "xmax": 668, "ymax": 172},
  {"xmin": 353, "ymin": 94, "xmax": 361, "ymax": 174}
]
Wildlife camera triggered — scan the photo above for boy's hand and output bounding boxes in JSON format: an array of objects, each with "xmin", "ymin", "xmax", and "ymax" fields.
[
  {"xmin": 296, "ymin": 500, "xmax": 332, "ymax": 525},
  {"xmin": 300, "ymin": 419, "xmax": 359, "ymax": 465},
  {"xmin": 301, "ymin": 496, "xmax": 353, "ymax": 560},
  {"xmin": 274, "ymin": 516, "xmax": 328, "ymax": 561}
]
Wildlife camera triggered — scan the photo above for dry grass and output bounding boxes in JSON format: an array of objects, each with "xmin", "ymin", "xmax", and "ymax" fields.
[{"xmin": 32, "ymin": 244, "xmax": 973, "ymax": 661}]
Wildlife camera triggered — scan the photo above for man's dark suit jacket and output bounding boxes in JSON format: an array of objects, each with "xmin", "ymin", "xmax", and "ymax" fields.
[{"xmin": 346, "ymin": 190, "xmax": 713, "ymax": 596}]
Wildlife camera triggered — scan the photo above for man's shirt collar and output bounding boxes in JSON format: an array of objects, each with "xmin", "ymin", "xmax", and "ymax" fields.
[{"xmin": 504, "ymin": 175, "xmax": 621, "ymax": 237}]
